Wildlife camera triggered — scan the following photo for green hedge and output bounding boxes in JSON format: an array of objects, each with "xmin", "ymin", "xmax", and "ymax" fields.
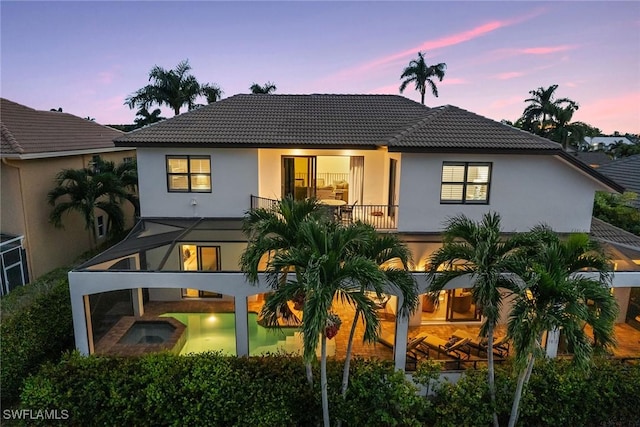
[
  {"xmin": 19, "ymin": 352, "xmax": 639, "ymax": 426},
  {"xmin": 431, "ymin": 359, "xmax": 640, "ymax": 427},
  {"xmin": 0, "ymin": 268, "xmax": 74, "ymax": 407},
  {"xmin": 20, "ymin": 352, "xmax": 428, "ymax": 427}
]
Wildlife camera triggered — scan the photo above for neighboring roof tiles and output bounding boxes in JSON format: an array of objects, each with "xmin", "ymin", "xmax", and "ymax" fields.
[
  {"xmin": 0, "ymin": 98, "xmax": 123, "ymax": 157},
  {"xmin": 569, "ymin": 151, "xmax": 613, "ymax": 168},
  {"xmin": 596, "ymin": 155, "xmax": 640, "ymax": 208},
  {"xmin": 591, "ymin": 217, "xmax": 640, "ymax": 249}
]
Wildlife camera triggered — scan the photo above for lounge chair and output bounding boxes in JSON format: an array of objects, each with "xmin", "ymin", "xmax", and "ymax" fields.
[
  {"xmin": 413, "ymin": 335, "xmax": 471, "ymax": 360},
  {"xmin": 452, "ymin": 329, "xmax": 509, "ymax": 358}
]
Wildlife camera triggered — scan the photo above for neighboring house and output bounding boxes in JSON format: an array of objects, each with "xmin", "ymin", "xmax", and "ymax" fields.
[
  {"xmin": 571, "ymin": 151, "xmax": 613, "ymax": 168},
  {"xmin": 585, "ymin": 136, "xmax": 634, "ymax": 151},
  {"xmin": 68, "ymin": 94, "xmax": 639, "ymax": 368},
  {"xmin": 0, "ymin": 98, "xmax": 136, "ymax": 294},
  {"xmin": 596, "ymin": 154, "xmax": 640, "ymax": 209}
]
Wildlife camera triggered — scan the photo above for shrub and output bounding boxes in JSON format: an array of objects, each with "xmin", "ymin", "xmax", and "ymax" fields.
[
  {"xmin": 20, "ymin": 352, "xmax": 429, "ymax": 426},
  {"xmin": 0, "ymin": 269, "xmax": 74, "ymax": 407}
]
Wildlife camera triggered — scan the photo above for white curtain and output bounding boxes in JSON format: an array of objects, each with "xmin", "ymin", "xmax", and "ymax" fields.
[{"xmin": 348, "ymin": 156, "xmax": 364, "ymax": 205}]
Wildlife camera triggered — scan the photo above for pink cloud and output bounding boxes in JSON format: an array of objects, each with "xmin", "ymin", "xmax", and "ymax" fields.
[
  {"xmin": 490, "ymin": 96, "xmax": 523, "ymax": 109},
  {"xmin": 320, "ymin": 8, "xmax": 546, "ymax": 84},
  {"xmin": 495, "ymin": 71, "xmax": 524, "ymax": 80},
  {"xmin": 97, "ymin": 71, "xmax": 114, "ymax": 84},
  {"xmin": 366, "ymin": 84, "xmax": 401, "ymax": 95},
  {"xmin": 520, "ymin": 45, "xmax": 575, "ymax": 55},
  {"xmin": 575, "ymin": 92, "xmax": 640, "ymax": 133}
]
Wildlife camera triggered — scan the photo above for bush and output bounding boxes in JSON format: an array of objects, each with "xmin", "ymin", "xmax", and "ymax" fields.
[
  {"xmin": 20, "ymin": 352, "xmax": 429, "ymax": 426},
  {"xmin": 0, "ymin": 268, "xmax": 74, "ymax": 407}
]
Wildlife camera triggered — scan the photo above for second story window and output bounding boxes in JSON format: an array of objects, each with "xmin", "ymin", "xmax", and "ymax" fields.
[
  {"xmin": 166, "ymin": 156, "xmax": 211, "ymax": 192},
  {"xmin": 440, "ymin": 162, "xmax": 491, "ymax": 204}
]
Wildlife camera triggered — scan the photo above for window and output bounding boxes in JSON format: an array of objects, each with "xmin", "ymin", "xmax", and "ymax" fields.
[
  {"xmin": 96, "ymin": 215, "xmax": 106, "ymax": 237},
  {"xmin": 181, "ymin": 245, "xmax": 223, "ymax": 298},
  {"xmin": 440, "ymin": 162, "xmax": 491, "ymax": 204},
  {"xmin": 166, "ymin": 156, "xmax": 211, "ymax": 192}
]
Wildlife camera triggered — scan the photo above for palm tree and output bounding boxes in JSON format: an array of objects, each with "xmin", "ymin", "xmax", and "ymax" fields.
[
  {"xmin": 125, "ymin": 59, "xmax": 222, "ymax": 116},
  {"xmin": 48, "ymin": 166, "xmax": 128, "ymax": 247},
  {"xmin": 262, "ymin": 220, "xmax": 387, "ymax": 427},
  {"xmin": 507, "ymin": 230, "xmax": 618, "ymax": 427},
  {"xmin": 339, "ymin": 225, "xmax": 419, "ymax": 399},
  {"xmin": 250, "ymin": 81, "xmax": 277, "ymax": 94},
  {"xmin": 549, "ymin": 104, "xmax": 580, "ymax": 150},
  {"xmin": 133, "ymin": 107, "xmax": 165, "ymax": 128},
  {"xmin": 427, "ymin": 212, "xmax": 535, "ymax": 427},
  {"xmin": 522, "ymin": 84, "xmax": 578, "ymax": 137},
  {"xmin": 399, "ymin": 52, "xmax": 446, "ymax": 105},
  {"xmin": 93, "ymin": 157, "xmax": 140, "ymax": 220},
  {"xmin": 240, "ymin": 196, "xmax": 332, "ymax": 385},
  {"xmin": 201, "ymin": 83, "xmax": 224, "ymax": 103}
]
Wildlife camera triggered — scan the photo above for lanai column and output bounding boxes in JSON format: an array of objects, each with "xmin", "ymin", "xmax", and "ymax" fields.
[
  {"xmin": 235, "ymin": 296, "xmax": 249, "ymax": 357},
  {"xmin": 545, "ymin": 328, "xmax": 560, "ymax": 358},
  {"xmin": 393, "ymin": 295, "xmax": 409, "ymax": 371}
]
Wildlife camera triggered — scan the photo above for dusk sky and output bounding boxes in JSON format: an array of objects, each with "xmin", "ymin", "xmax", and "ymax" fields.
[{"xmin": 2, "ymin": 1, "xmax": 639, "ymax": 134}]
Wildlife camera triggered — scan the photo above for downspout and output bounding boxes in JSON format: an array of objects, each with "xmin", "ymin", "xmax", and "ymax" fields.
[{"xmin": 2, "ymin": 158, "xmax": 34, "ymax": 282}]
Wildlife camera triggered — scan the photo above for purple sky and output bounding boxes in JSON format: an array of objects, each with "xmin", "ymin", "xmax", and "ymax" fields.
[{"xmin": 2, "ymin": 1, "xmax": 639, "ymax": 134}]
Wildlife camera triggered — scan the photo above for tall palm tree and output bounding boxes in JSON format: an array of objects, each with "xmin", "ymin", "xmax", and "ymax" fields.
[
  {"xmin": 522, "ymin": 84, "xmax": 578, "ymax": 137},
  {"xmin": 399, "ymin": 52, "xmax": 446, "ymax": 105},
  {"xmin": 125, "ymin": 60, "xmax": 222, "ymax": 116},
  {"xmin": 507, "ymin": 230, "xmax": 618, "ymax": 427},
  {"xmin": 250, "ymin": 81, "xmax": 277, "ymax": 94},
  {"xmin": 339, "ymin": 225, "xmax": 418, "ymax": 399},
  {"xmin": 427, "ymin": 212, "xmax": 535, "ymax": 427},
  {"xmin": 133, "ymin": 107, "xmax": 165, "ymax": 128},
  {"xmin": 240, "ymin": 196, "xmax": 331, "ymax": 385},
  {"xmin": 48, "ymin": 166, "xmax": 128, "ymax": 247},
  {"xmin": 263, "ymin": 220, "xmax": 387, "ymax": 427}
]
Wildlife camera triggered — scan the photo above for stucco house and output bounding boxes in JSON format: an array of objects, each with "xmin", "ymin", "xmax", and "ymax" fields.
[
  {"xmin": 0, "ymin": 98, "xmax": 136, "ymax": 294},
  {"xmin": 68, "ymin": 94, "xmax": 640, "ymax": 369}
]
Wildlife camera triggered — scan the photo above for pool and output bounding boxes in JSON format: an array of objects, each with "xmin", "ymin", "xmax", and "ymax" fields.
[
  {"xmin": 160, "ymin": 313, "xmax": 300, "ymax": 356},
  {"xmin": 118, "ymin": 321, "xmax": 176, "ymax": 344}
]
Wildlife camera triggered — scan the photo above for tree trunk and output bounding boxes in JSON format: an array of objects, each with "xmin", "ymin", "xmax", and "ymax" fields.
[
  {"xmin": 420, "ymin": 89, "xmax": 425, "ymax": 105},
  {"xmin": 306, "ymin": 362, "xmax": 314, "ymax": 387},
  {"xmin": 321, "ymin": 334, "xmax": 330, "ymax": 427},
  {"xmin": 340, "ymin": 309, "xmax": 360, "ymax": 397},
  {"xmin": 508, "ymin": 354, "xmax": 535, "ymax": 427},
  {"xmin": 487, "ymin": 326, "xmax": 499, "ymax": 427}
]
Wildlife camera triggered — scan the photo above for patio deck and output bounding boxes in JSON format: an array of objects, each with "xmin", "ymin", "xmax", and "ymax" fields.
[{"xmin": 97, "ymin": 299, "xmax": 640, "ymax": 364}]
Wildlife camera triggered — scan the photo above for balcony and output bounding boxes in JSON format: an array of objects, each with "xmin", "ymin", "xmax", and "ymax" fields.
[{"xmin": 250, "ymin": 196, "xmax": 398, "ymax": 230}]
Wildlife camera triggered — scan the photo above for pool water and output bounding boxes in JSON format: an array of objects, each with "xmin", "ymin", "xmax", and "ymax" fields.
[{"xmin": 160, "ymin": 312, "xmax": 300, "ymax": 356}]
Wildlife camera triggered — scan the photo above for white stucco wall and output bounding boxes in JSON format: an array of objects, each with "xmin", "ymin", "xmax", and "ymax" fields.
[
  {"xmin": 398, "ymin": 153, "xmax": 606, "ymax": 233},
  {"xmin": 137, "ymin": 148, "xmax": 259, "ymax": 218}
]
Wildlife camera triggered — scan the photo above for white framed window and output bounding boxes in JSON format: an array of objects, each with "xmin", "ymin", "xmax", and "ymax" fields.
[
  {"xmin": 440, "ymin": 162, "xmax": 491, "ymax": 204},
  {"xmin": 97, "ymin": 215, "xmax": 106, "ymax": 237},
  {"xmin": 166, "ymin": 155, "xmax": 211, "ymax": 192}
]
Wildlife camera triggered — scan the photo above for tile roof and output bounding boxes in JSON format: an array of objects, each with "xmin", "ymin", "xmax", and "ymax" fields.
[
  {"xmin": 387, "ymin": 104, "xmax": 561, "ymax": 151},
  {"xmin": 596, "ymin": 155, "xmax": 640, "ymax": 208},
  {"xmin": 113, "ymin": 94, "xmax": 560, "ymax": 152},
  {"xmin": 569, "ymin": 151, "xmax": 613, "ymax": 168},
  {"xmin": 591, "ymin": 217, "xmax": 640, "ymax": 249},
  {"xmin": 1, "ymin": 98, "xmax": 123, "ymax": 157}
]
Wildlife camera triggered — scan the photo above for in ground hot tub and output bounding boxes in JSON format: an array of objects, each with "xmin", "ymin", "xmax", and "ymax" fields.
[
  {"xmin": 95, "ymin": 316, "xmax": 186, "ymax": 356},
  {"xmin": 119, "ymin": 321, "xmax": 176, "ymax": 344}
]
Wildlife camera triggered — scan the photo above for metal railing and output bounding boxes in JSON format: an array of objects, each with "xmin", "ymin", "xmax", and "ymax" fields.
[{"xmin": 250, "ymin": 196, "xmax": 398, "ymax": 230}]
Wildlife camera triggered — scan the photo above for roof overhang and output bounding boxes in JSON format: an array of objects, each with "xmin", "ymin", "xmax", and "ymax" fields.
[
  {"xmin": 556, "ymin": 150, "xmax": 625, "ymax": 193},
  {"xmin": 0, "ymin": 146, "xmax": 135, "ymax": 160}
]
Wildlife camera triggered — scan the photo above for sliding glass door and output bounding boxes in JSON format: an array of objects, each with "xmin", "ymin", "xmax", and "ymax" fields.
[{"xmin": 282, "ymin": 156, "xmax": 316, "ymax": 200}]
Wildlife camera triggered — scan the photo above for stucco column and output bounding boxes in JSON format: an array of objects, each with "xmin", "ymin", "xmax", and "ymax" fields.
[
  {"xmin": 132, "ymin": 288, "xmax": 144, "ymax": 317},
  {"xmin": 546, "ymin": 328, "xmax": 560, "ymax": 358},
  {"xmin": 394, "ymin": 296, "xmax": 409, "ymax": 371},
  {"xmin": 69, "ymin": 273, "xmax": 91, "ymax": 355},
  {"xmin": 235, "ymin": 297, "xmax": 249, "ymax": 357}
]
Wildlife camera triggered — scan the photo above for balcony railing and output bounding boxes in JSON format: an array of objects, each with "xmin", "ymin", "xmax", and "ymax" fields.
[{"xmin": 250, "ymin": 195, "xmax": 398, "ymax": 230}]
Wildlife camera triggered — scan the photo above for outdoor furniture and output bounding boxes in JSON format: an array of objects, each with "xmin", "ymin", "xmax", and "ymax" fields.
[
  {"xmin": 339, "ymin": 200, "xmax": 357, "ymax": 223},
  {"xmin": 451, "ymin": 292, "xmax": 472, "ymax": 313},
  {"xmin": 422, "ymin": 294, "xmax": 437, "ymax": 313},
  {"xmin": 413, "ymin": 335, "xmax": 471, "ymax": 360},
  {"xmin": 452, "ymin": 329, "xmax": 509, "ymax": 358}
]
